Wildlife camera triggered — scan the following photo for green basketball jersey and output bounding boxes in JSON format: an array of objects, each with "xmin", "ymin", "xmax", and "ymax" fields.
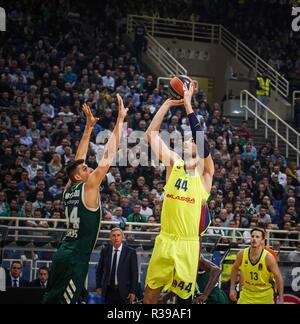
[
  {"xmin": 196, "ymin": 272, "xmax": 229, "ymax": 304},
  {"xmin": 60, "ymin": 183, "xmax": 101, "ymax": 259}
]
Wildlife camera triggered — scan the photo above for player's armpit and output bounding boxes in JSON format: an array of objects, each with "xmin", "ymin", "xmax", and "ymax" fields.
[{"xmin": 85, "ymin": 165, "xmax": 108, "ymax": 189}]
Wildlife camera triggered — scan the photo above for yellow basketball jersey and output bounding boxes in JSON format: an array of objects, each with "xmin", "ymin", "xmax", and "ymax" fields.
[
  {"xmin": 238, "ymin": 247, "xmax": 274, "ymax": 304},
  {"xmin": 161, "ymin": 159, "xmax": 209, "ymax": 239}
]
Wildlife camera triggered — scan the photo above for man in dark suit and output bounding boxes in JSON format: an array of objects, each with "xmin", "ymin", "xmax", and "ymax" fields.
[
  {"xmin": 6, "ymin": 261, "xmax": 28, "ymax": 288},
  {"xmin": 96, "ymin": 228, "xmax": 138, "ymax": 304},
  {"xmin": 30, "ymin": 267, "xmax": 49, "ymax": 288}
]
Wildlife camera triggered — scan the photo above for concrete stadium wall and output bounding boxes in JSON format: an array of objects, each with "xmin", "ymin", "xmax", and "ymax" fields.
[
  {"xmin": 154, "ymin": 37, "xmax": 292, "ymax": 121},
  {"xmin": 156, "ymin": 37, "xmax": 249, "ymax": 104}
]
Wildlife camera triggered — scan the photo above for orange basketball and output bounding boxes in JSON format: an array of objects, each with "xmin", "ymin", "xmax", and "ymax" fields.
[{"xmin": 169, "ymin": 75, "xmax": 195, "ymax": 99}]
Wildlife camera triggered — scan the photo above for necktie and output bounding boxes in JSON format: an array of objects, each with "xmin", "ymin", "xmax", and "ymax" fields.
[
  {"xmin": 13, "ymin": 279, "xmax": 18, "ymax": 288},
  {"xmin": 110, "ymin": 249, "xmax": 119, "ymax": 286},
  {"xmin": 41, "ymin": 283, "xmax": 45, "ymax": 288}
]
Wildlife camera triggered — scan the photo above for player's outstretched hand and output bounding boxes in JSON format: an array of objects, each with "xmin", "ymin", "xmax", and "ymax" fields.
[
  {"xmin": 82, "ymin": 103, "xmax": 99, "ymax": 128},
  {"xmin": 117, "ymin": 93, "xmax": 129, "ymax": 120},
  {"xmin": 183, "ymin": 82, "xmax": 194, "ymax": 106},
  {"xmin": 164, "ymin": 98, "xmax": 184, "ymax": 108}
]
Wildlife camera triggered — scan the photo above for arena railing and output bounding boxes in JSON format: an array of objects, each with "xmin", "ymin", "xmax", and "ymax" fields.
[
  {"xmin": 240, "ymin": 89, "xmax": 300, "ymax": 165},
  {"xmin": 1, "ymin": 217, "xmax": 299, "ymax": 250},
  {"xmin": 127, "ymin": 14, "xmax": 289, "ymax": 99},
  {"xmin": 146, "ymin": 34, "xmax": 187, "ymax": 76}
]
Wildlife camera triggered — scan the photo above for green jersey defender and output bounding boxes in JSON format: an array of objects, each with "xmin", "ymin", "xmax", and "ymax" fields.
[
  {"xmin": 42, "ymin": 183, "xmax": 101, "ymax": 304},
  {"xmin": 43, "ymin": 98, "xmax": 128, "ymax": 304}
]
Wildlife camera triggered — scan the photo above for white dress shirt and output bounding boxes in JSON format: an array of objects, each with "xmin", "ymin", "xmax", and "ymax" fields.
[
  {"xmin": 110, "ymin": 244, "xmax": 123, "ymax": 285},
  {"xmin": 0, "ymin": 267, "xmax": 6, "ymax": 291}
]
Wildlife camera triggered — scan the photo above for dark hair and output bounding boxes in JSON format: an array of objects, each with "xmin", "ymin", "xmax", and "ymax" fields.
[
  {"xmin": 11, "ymin": 261, "xmax": 22, "ymax": 268},
  {"xmin": 260, "ymin": 205, "xmax": 268, "ymax": 210},
  {"xmin": 250, "ymin": 227, "xmax": 266, "ymax": 239},
  {"xmin": 66, "ymin": 159, "xmax": 84, "ymax": 181},
  {"xmin": 39, "ymin": 266, "xmax": 49, "ymax": 274},
  {"xmin": 110, "ymin": 227, "xmax": 124, "ymax": 235}
]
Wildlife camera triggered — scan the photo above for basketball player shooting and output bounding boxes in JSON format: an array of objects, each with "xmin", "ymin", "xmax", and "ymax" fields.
[{"xmin": 143, "ymin": 78, "xmax": 214, "ymax": 304}]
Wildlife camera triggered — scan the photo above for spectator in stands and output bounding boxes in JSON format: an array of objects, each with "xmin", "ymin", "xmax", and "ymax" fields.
[
  {"xmin": 224, "ymin": 220, "xmax": 244, "ymax": 246},
  {"xmin": 41, "ymin": 97, "xmax": 55, "ymax": 119},
  {"xmin": 257, "ymin": 205, "xmax": 272, "ymax": 226},
  {"xmin": 273, "ymin": 164, "xmax": 287, "ymax": 187},
  {"xmin": 25, "ymin": 157, "xmax": 43, "ymax": 180},
  {"xmin": 0, "ymin": 191, "xmax": 10, "ymax": 220},
  {"xmin": 288, "ymin": 241, "xmax": 300, "ymax": 263},
  {"xmin": 49, "ymin": 178, "xmax": 64, "ymax": 199},
  {"xmin": 30, "ymin": 267, "xmax": 49, "ymax": 288},
  {"xmin": 244, "ymin": 195, "xmax": 255, "ymax": 221},
  {"xmin": 271, "ymin": 147, "xmax": 287, "ymax": 169},
  {"xmin": 270, "ymin": 173, "xmax": 285, "ymax": 204},
  {"xmin": 219, "ymin": 208, "xmax": 230, "ymax": 228},
  {"xmin": 102, "ymin": 70, "xmax": 115, "ymax": 92},
  {"xmin": 133, "ymin": 24, "xmax": 147, "ymax": 59},
  {"xmin": 119, "ymin": 180, "xmax": 133, "ymax": 197},
  {"xmin": 119, "ymin": 197, "xmax": 133, "ymax": 219},
  {"xmin": 112, "ymin": 207, "xmax": 127, "ymax": 230},
  {"xmin": 140, "ymin": 198, "xmax": 153, "ymax": 219},
  {"xmin": 48, "ymin": 153, "xmax": 62, "ymax": 176},
  {"xmin": 235, "ymin": 121, "xmax": 251, "ymax": 145},
  {"xmin": 32, "ymin": 191, "xmax": 46, "ymax": 212},
  {"xmin": 284, "ymin": 197, "xmax": 300, "ymax": 220},
  {"xmin": 207, "ymin": 217, "xmax": 225, "ymax": 237},
  {"xmin": 232, "ymin": 210, "xmax": 249, "ymax": 228},
  {"xmin": 102, "ymin": 209, "xmax": 114, "ymax": 231},
  {"xmin": 50, "ymin": 211, "xmax": 66, "ymax": 229},
  {"xmin": 17, "ymin": 171, "xmax": 36, "ymax": 193},
  {"xmin": 19, "ymin": 126, "xmax": 33, "ymax": 147},
  {"xmin": 256, "ymin": 195, "xmax": 276, "ymax": 220},
  {"xmin": 127, "ymin": 204, "xmax": 147, "ymax": 224},
  {"xmin": 25, "ymin": 209, "xmax": 48, "ymax": 229},
  {"xmin": 256, "ymin": 72, "xmax": 271, "ymax": 107},
  {"xmin": 6, "ymin": 261, "xmax": 28, "ymax": 288},
  {"xmin": 63, "ymin": 66, "xmax": 77, "ymax": 88}
]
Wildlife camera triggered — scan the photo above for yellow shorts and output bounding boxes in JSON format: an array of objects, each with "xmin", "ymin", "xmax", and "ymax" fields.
[
  {"xmin": 145, "ymin": 232, "xmax": 199, "ymax": 299},
  {"xmin": 238, "ymin": 288, "xmax": 274, "ymax": 304}
]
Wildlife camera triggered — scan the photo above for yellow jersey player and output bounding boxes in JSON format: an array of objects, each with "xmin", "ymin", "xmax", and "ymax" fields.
[
  {"xmin": 143, "ymin": 83, "xmax": 214, "ymax": 303},
  {"xmin": 230, "ymin": 228, "xmax": 284, "ymax": 304}
]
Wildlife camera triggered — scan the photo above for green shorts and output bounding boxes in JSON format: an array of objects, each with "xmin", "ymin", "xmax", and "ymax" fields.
[{"xmin": 42, "ymin": 248, "xmax": 89, "ymax": 304}]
